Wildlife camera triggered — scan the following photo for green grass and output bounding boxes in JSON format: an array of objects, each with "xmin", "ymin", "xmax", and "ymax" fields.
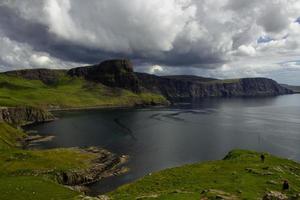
[
  {"xmin": 0, "ymin": 123, "xmax": 97, "ymax": 200},
  {"xmin": 0, "ymin": 123, "xmax": 25, "ymax": 149},
  {"xmin": 0, "ymin": 74, "xmax": 168, "ymax": 108},
  {"xmin": 0, "ymin": 176, "xmax": 78, "ymax": 200},
  {"xmin": 109, "ymin": 150, "xmax": 300, "ymax": 200}
]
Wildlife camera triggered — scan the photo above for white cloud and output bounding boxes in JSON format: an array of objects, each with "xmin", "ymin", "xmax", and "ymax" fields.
[
  {"xmin": 0, "ymin": 35, "xmax": 77, "ymax": 71},
  {"xmin": 0, "ymin": 0, "xmax": 300, "ymax": 84},
  {"xmin": 149, "ymin": 65, "xmax": 164, "ymax": 74},
  {"xmin": 41, "ymin": 0, "xmax": 197, "ymax": 54},
  {"xmin": 235, "ymin": 45, "xmax": 256, "ymax": 57}
]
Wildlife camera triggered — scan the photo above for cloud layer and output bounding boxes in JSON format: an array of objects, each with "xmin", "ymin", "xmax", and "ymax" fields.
[{"xmin": 0, "ymin": 0, "xmax": 300, "ymax": 84}]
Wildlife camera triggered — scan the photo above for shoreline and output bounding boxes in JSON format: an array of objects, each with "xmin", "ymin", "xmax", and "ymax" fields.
[
  {"xmin": 46, "ymin": 93, "xmax": 300, "ymax": 113},
  {"xmin": 47, "ymin": 103, "xmax": 170, "ymax": 112}
]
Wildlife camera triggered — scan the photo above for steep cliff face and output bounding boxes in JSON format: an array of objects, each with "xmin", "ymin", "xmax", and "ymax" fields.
[
  {"xmin": 136, "ymin": 73, "xmax": 294, "ymax": 101},
  {"xmin": 0, "ymin": 107, "xmax": 55, "ymax": 126},
  {"xmin": 68, "ymin": 59, "xmax": 141, "ymax": 92}
]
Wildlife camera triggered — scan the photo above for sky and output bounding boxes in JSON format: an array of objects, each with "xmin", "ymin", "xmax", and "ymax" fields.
[{"xmin": 0, "ymin": 0, "xmax": 300, "ymax": 85}]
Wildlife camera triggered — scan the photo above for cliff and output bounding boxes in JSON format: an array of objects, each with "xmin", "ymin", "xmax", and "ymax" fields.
[
  {"xmin": 0, "ymin": 107, "xmax": 55, "ymax": 126},
  {"xmin": 136, "ymin": 73, "xmax": 294, "ymax": 102},
  {"xmin": 68, "ymin": 59, "xmax": 141, "ymax": 93},
  {"xmin": 1, "ymin": 59, "xmax": 294, "ymax": 104},
  {"xmin": 67, "ymin": 59, "xmax": 293, "ymax": 102}
]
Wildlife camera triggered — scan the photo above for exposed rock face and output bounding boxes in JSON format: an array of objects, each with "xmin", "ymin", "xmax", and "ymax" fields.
[
  {"xmin": 68, "ymin": 59, "xmax": 141, "ymax": 92},
  {"xmin": 0, "ymin": 107, "xmax": 55, "ymax": 126},
  {"xmin": 136, "ymin": 73, "xmax": 294, "ymax": 102},
  {"xmin": 56, "ymin": 147, "xmax": 129, "ymax": 186},
  {"xmin": 4, "ymin": 69, "xmax": 66, "ymax": 85}
]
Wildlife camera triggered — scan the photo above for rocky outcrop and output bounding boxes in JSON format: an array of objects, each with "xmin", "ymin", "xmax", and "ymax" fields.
[
  {"xmin": 4, "ymin": 69, "xmax": 66, "ymax": 85},
  {"xmin": 56, "ymin": 147, "xmax": 129, "ymax": 186},
  {"xmin": 68, "ymin": 59, "xmax": 141, "ymax": 92},
  {"xmin": 263, "ymin": 191, "xmax": 288, "ymax": 200},
  {"xmin": 0, "ymin": 107, "xmax": 55, "ymax": 126},
  {"xmin": 136, "ymin": 73, "xmax": 294, "ymax": 102}
]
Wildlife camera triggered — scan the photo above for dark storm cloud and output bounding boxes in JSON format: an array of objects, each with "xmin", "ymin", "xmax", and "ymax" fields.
[
  {"xmin": 0, "ymin": 5, "xmax": 121, "ymax": 64},
  {"xmin": 0, "ymin": 0, "xmax": 300, "ymax": 85},
  {"xmin": 0, "ymin": 4, "xmax": 224, "ymax": 67}
]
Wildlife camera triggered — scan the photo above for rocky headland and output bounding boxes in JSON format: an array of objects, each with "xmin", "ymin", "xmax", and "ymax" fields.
[
  {"xmin": 68, "ymin": 59, "xmax": 294, "ymax": 102},
  {"xmin": 2, "ymin": 59, "xmax": 293, "ymax": 106}
]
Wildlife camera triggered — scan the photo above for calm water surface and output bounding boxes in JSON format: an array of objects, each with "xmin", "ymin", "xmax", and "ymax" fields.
[{"xmin": 26, "ymin": 94, "xmax": 300, "ymax": 195}]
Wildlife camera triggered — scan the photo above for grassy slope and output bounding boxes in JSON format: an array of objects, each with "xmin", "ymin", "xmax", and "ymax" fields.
[
  {"xmin": 0, "ymin": 74, "xmax": 167, "ymax": 108},
  {"xmin": 109, "ymin": 150, "xmax": 300, "ymax": 200},
  {"xmin": 0, "ymin": 122, "xmax": 97, "ymax": 200},
  {"xmin": 0, "ymin": 123, "xmax": 25, "ymax": 149}
]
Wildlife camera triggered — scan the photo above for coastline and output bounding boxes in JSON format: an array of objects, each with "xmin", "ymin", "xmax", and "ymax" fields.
[{"xmin": 47, "ymin": 103, "xmax": 170, "ymax": 112}]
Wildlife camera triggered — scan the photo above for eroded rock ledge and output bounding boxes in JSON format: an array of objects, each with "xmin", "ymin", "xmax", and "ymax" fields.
[
  {"xmin": 0, "ymin": 106, "xmax": 55, "ymax": 126},
  {"xmin": 56, "ymin": 147, "xmax": 129, "ymax": 187}
]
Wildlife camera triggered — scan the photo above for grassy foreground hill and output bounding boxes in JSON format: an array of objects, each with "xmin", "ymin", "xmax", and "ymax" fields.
[
  {"xmin": 109, "ymin": 150, "xmax": 300, "ymax": 200},
  {"xmin": 0, "ymin": 122, "xmax": 127, "ymax": 200},
  {"xmin": 0, "ymin": 123, "xmax": 84, "ymax": 200}
]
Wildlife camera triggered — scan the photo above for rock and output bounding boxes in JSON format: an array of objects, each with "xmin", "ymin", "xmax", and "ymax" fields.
[
  {"xmin": 266, "ymin": 180, "xmax": 278, "ymax": 185},
  {"xmin": 56, "ymin": 147, "xmax": 129, "ymax": 186},
  {"xmin": 200, "ymin": 189, "xmax": 239, "ymax": 200},
  {"xmin": 67, "ymin": 185, "xmax": 90, "ymax": 193},
  {"xmin": 0, "ymin": 107, "xmax": 55, "ymax": 126},
  {"xmin": 290, "ymin": 194, "xmax": 300, "ymax": 200},
  {"xmin": 24, "ymin": 135, "xmax": 55, "ymax": 147},
  {"xmin": 263, "ymin": 191, "xmax": 288, "ymax": 200},
  {"xmin": 75, "ymin": 195, "xmax": 110, "ymax": 200},
  {"xmin": 68, "ymin": 59, "xmax": 141, "ymax": 93}
]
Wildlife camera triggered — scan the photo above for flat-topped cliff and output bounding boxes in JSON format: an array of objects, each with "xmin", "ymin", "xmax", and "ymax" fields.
[{"xmin": 68, "ymin": 59, "xmax": 141, "ymax": 93}]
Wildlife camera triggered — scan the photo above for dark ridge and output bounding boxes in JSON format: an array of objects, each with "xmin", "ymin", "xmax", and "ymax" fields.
[
  {"xmin": 3, "ymin": 68, "xmax": 67, "ymax": 85},
  {"xmin": 68, "ymin": 59, "xmax": 141, "ymax": 93}
]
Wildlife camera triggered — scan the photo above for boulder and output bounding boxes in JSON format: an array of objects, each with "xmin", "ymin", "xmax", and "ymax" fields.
[{"xmin": 263, "ymin": 191, "xmax": 288, "ymax": 200}]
